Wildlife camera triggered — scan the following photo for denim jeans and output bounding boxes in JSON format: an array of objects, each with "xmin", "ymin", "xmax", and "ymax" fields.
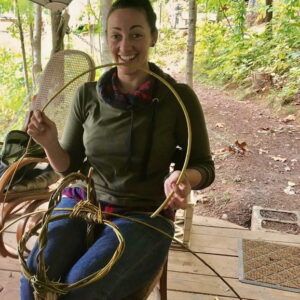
[{"xmin": 20, "ymin": 197, "xmax": 174, "ymax": 300}]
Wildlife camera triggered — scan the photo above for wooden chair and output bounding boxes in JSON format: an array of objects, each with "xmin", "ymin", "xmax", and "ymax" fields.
[
  {"xmin": 130, "ymin": 193, "xmax": 196, "ymax": 300},
  {"xmin": 0, "ymin": 49, "xmax": 95, "ymax": 258},
  {"xmin": 126, "ymin": 258, "xmax": 168, "ymax": 300},
  {"xmin": 174, "ymin": 193, "xmax": 194, "ymax": 247}
]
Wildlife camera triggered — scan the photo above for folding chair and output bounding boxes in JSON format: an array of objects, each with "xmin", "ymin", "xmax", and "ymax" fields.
[{"xmin": 125, "ymin": 258, "xmax": 168, "ymax": 300}]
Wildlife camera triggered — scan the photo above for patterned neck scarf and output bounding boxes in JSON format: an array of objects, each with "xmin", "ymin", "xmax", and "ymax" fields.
[{"xmin": 97, "ymin": 68, "xmax": 156, "ymax": 110}]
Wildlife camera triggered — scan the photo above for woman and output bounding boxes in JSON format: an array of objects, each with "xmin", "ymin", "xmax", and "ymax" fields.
[{"xmin": 21, "ymin": 0, "xmax": 215, "ymax": 299}]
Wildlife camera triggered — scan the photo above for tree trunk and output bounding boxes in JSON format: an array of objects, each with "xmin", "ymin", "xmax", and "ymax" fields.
[
  {"xmin": 185, "ymin": 0, "xmax": 197, "ymax": 88},
  {"xmin": 14, "ymin": 0, "xmax": 30, "ymax": 95},
  {"xmin": 29, "ymin": 22, "xmax": 34, "ymax": 70},
  {"xmin": 265, "ymin": 0, "xmax": 273, "ymax": 23},
  {"xmin": 51, "ymin": 10, "xmax": 62, "ymax": 55},
  {"xmin": 32, "ymin": 4, "xmax": 43, "ymax": 86},
  {"xmin": 89, "ymin": 24, "xmax": 95, "ymax": 58},
  {"xmin": 51, "ymin": 10, "xmax": 70, "ymax": 56},
  {"xmin": 265, "ymin": 0, "xmax": 273, "ymax": 36},
  {"xmin": 87, "ymin": 0, "xmax": 95, "ymax": 58},
  {"xmin": 100, "ymin": 0, "xmax": 112, "ymax": 65}
]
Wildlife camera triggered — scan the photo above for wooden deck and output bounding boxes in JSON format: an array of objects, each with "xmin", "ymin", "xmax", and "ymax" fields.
[{"xmin": 1, "ymin": 215, "xmax": 300, "ymax": 300}]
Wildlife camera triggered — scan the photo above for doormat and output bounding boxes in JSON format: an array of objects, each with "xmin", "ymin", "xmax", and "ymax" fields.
[{"xmin": 238, "ymin": 239, "xmax": 300, "ymax": 293}]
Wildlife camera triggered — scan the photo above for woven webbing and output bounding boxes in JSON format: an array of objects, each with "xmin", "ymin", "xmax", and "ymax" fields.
[{"xmin": 32, "ymin": 50, "xmax": 95, "ymax": 139}]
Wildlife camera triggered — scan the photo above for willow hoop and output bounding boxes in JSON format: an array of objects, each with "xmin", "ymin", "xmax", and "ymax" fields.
[
  {"xmin": 2, "ymin": 62, "xmax": 192, "ymax": 219},
  {"xmin": 0, "ymin": 62, "xmax": 241, "ymax": 299},
  {"xmin": 41, "ymin": 62, "xmax": 192, "ymax": 218},
  {"xmin": 19, "ymin": 207, "xmax": 125, "ymax": 297},
  {"xmin": 1, "ymin": 207, "xmax": 243, "ymax": 300}
]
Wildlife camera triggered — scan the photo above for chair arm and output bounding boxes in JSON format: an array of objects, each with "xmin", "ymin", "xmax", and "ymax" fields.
[{"xmin": 0, "ymin": 157, "xmax": 48, "ymax": 193}]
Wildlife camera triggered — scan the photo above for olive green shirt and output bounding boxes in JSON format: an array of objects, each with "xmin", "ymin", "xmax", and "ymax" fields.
[{"xmin": 61, "ymin": 68, "xmax": 214, "ymax": 207}]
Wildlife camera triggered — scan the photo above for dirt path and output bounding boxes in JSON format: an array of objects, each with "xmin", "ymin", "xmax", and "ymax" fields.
[{"xmin": 192, "ymin": 84, "xmax": 300, "ymax": 228}]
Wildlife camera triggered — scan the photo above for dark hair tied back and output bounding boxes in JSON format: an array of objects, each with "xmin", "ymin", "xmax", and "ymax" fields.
[{"xmin": 108, "ymin": 0, "xmax": 157, "ymax": 33}]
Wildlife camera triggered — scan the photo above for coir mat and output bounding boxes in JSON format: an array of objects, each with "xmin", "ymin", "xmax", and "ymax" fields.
[{"xmin": 238, "ymin": 239, "xmax": 300, "ymax": 293}]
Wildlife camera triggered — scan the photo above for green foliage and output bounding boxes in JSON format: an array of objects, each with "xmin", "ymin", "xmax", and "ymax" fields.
[
  {"xmin": 75, "ymin": 0, "xmax": 102, "ymax": 34},
  {"xmin": 0, "ymin": 0, "xmax": 34, "ymax": 53},
  {"xmin": 74, "ymin": 23, "xmax": 102, "ymax": 34},
  {"xmin": 194, "ymin": 0, "xmax": 300, "ymax": 105},
  {"xmin": 151, "ymin": 27, "xmax": 186, "ymax": 69},
  {"xmin": 229, "ymin": 0, "xmax": 247, "ymax": 38},
  {"xmin": 0, "ymin": 0, "xmax": 36, "ymax": 139},
  {"xmin": 0, "ymin": 49, "xmax": 29, "ymax": 138},
  {"xmin": 197, "ymin": 0, "xmax": 228, "ymax": 13},
  {"xmin": 0, "ymin": 0, "xmax": 14, "ymax": 12},
  {"xmin": 0, "ymin": 0, "xmax": 34, "ymax": 21},
  {"xmin": 276, "ymin": 67, "xmax": 300, "ymax": 105}
]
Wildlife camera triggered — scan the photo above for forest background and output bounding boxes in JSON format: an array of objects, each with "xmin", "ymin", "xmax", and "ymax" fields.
[{"xmin": 0, "ymin": 0, "xmax": 299, "ymax": 139}]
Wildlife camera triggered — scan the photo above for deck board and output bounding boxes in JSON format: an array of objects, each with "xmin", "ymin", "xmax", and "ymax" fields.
[
  {"xmin": 167, "ymin": 291, "xmax": 238, "ymax": 300},
  {"xmin": 0, "ymin": 255, "xmax": 20, "ymax": 272},
  {"xmin": 0, "ymin": 270, "xmax": 20, "ymax": 300},
  {"xmin": 168, "ymin": 271, "xmax": 300, "ymax": 300},
  {"xmin": 0, "ymin": 215, "xmax": 299, "ymax": 299},
  {"xmin": 168, "ymin": 250, "xmax": 238, "ymax": 277}
]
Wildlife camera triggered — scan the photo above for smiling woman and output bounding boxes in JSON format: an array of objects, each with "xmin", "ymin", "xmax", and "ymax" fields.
[
  {"xmin": 106, "ymin": 3, "xmax": 158, "ymax": 92},
  {"xmin": 21, "ymin": 0, "xmax": 215, "ymax": 299}
]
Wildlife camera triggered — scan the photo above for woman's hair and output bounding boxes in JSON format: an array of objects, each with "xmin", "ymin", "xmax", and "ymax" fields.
[{"xmin": 107, "ymin": 0, "xmax": 157, "ymax": 33}]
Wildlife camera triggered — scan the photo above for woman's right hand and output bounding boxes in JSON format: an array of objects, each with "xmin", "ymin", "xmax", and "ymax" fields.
[{"xmin": 27, "ymin": 110, "xmax": 58, "ymax": 149}]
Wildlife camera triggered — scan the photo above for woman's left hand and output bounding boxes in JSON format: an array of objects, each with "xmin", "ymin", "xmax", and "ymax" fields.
[{"xmin": 164, "ymin": 170, "xmax": 191, "ymax": 210}]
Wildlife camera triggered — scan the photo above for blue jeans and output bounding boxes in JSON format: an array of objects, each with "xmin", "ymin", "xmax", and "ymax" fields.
[{"xmin": 20, "ymin": 197, "xmax": 174, "ymax": 300}]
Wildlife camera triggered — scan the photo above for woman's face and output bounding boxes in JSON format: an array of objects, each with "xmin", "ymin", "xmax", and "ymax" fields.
[{"xmin": 107, "ymin": 8, "xmax": 157, "ymax": 76}]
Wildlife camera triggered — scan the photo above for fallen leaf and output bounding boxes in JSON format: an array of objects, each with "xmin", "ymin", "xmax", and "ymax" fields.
[
  {"xmin": 282, "ymin": 114, "xmax": 296, "ymax": 123},
  {"xmin": 284, "ymin": 186, "xmax": 295, "ymax": 195},
  {"xmin": 213, "ymin": 148, "xmax": 228, "ymax": 156},
  {"xmin": 222, "ymin": 214, "xmax": 228, "ymax": 220},
  {"xmin": 259, "ymin": 148, "xmax": 269, "ymax": 154},
  {"xmin": 269, "ymin": 155, "xmax": 287, "ymax": 162},
  {"xmin": 228, "ymin": 141, "xmax": 247, "ymax": 154},
  {"xmin": 284, "ymin": 166, "xmax": 291, "ymax": 172},
  {"xmin": 215, "ymin": 123, "xmax": 224, "ymax": 128},
  {"xmin": 288, "ymin": 181, "xmax": 296, "ymax": 187},
  {"xmin": 260, "ymin": 127, "xmax": 270, "ymax": 131},
  {"xmin": 234, "ymin": 176, "xmax": 242, "ymax": 182},
  {"xmin": 197, "ymin": 195, "xmax": 210, "ymax": 204}
]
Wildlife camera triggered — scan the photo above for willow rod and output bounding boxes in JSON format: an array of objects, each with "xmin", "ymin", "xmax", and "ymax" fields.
[
  {"xmin": 41, "ymin": 62, "xmax": 192, "ymax": 217},
  {"xmin": 0, "ymin": 208, "xmax": 243, "ymax": 300},
  {"xmin": 2, "ymin": 62, "xmax": 192, "ymax": 218}
]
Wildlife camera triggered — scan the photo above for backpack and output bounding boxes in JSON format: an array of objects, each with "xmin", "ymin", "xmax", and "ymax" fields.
[{"xmin": 0, "ymin": 130, "xmax": 46, "ymax": 185}]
